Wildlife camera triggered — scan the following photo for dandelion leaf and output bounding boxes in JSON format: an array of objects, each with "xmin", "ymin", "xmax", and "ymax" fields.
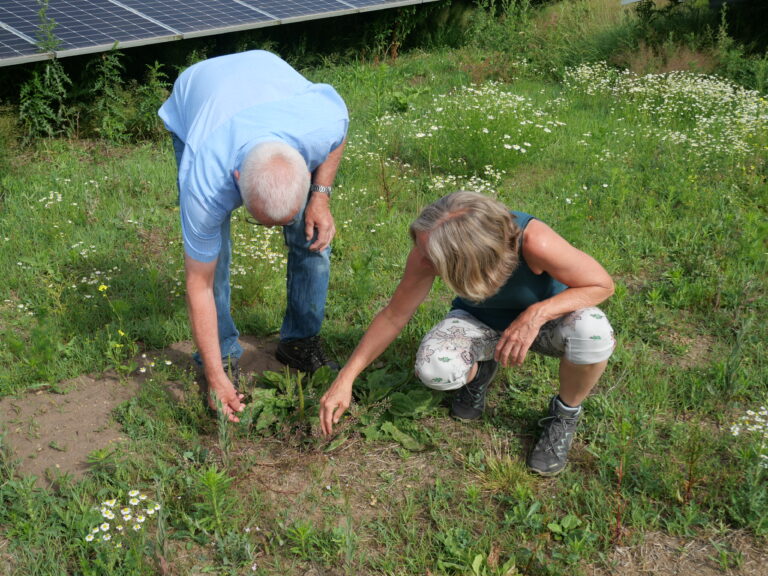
[
  {"xmin": 380, "ymin": 421, "xmax": 426, "ymax": 451},
  {"xmin": 387, "ymin": 388, "xmax": 440, "ymax": 418},
  {"xmin": 323, "ymin": 433, "xmax": 348, "ymax": 453},
  {"xmin": 354, "ymin": 367, "xmax": 408, "ymax": 405}
]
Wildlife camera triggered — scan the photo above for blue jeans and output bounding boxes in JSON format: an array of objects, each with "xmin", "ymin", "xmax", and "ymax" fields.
[{"xmin": 171, "ymin": 134, "xmax": 329, "ymax": 362}]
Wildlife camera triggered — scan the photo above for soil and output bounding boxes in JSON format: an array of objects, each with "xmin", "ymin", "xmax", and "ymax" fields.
[
  {"xmin": 0, "ymin": 371, "xmax": 138, "ymax": 484},
  {"xmin": 1, "ymin": 336, "xmax": 766, "ymax": 575},
  {"xmin": 587, "ymin": 531, "xmax": 768, "ymax": 576},
  {"xmin": 0, "ymin": 335, "xmax": 283, "ymax": 486}
]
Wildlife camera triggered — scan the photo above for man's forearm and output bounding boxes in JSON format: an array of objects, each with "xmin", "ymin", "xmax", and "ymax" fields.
[
  {"xmin": 186, "ymin": 290, "xmax": 224, "ymax": 377},
  {"xmin": 312, "ymin": 138, "xmax": 346, "ymax": 187},
  {"xmin": 184, "ymin": 256, "xmax": 224, "ymax": 379}
]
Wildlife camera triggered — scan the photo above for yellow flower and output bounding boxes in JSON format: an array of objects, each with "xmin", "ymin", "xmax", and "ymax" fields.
[{"xmin": 98, "ymin": 284, "xmax": 108, "ymax": 292}]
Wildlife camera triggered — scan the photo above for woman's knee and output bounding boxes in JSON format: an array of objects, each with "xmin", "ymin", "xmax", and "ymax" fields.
[
  {"xmin": 414, "ymin": 310, "xmax": 496, "ymax": 391},
  {"xmin": 563, "ymin": 307, "xmax": 615, "ymax": 364},
  {"xmin": 414, "ymin": 357, "xmax": 468, "ymax": 391}
]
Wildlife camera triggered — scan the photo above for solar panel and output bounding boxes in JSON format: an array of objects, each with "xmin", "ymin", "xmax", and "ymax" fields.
[
  {"xmin": 0, "ymin": 25, "xmax": 41, "ymax": 63},
  {"xmin": 116, "ymin": 0, "xmax": 273, "ymax": 35},
  {"xmin": 0, "ymin": 0, "xmax": 441, "ymax": 67},
  {"xmin": 0, "ymin": 0, "xmax": 174, "ymax": 52}
]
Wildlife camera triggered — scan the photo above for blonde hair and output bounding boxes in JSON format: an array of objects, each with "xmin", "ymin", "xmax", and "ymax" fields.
[
  {"xmin": 410, "ymin": 191, "xmax": 520, "ymax": 302},
  {"xmin": 239, "ymin": 141, "xmax": 310, "ymax": 221}
]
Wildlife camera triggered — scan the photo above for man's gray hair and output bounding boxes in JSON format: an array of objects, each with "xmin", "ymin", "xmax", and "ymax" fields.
[{"xmin": 239, "ymin": 141, "xmax": 310, "ymax": 221}]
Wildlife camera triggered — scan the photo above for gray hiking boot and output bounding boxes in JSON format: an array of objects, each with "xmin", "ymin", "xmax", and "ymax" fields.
[
  {"xmin": 450, "ymin": 360, "xmax": 499, "ymax": 420},
  {"xmin": 527, "ymin": 396, "xmax": 582, "ymax": 476}
]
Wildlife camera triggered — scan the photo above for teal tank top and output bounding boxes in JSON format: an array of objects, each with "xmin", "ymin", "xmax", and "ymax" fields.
[{"xmin": 451, "ymin": 211, "xmax": 567, "ymax": 331}]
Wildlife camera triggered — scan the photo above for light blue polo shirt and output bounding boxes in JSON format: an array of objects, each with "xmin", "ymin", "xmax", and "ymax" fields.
[{"xmin": 158, "ymin": 50, "xmax": 349, "ymax": 262}]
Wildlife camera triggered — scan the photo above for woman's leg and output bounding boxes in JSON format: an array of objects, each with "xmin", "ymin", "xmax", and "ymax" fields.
[
  {"xmin": 415, "ymin": 309, "xmax": 498, "ymax": 392},
  {"xmin": 530, "ymin": 305, "xmax": 615, "ymax": 404},
  {"xmin": 527, "ymin": 306, "xmax": 615, "ymax": 475},
  {"xmin": 558, "ymin": 359, "xmax": 608, "ymax": 407}
]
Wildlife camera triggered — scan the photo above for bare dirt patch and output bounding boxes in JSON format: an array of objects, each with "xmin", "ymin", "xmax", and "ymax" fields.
[
  {"xmin": 0, "ymin": 335, "xmax": 283, "ymax": 486},
  {"xmin": 656, "ymin": 326, "xmax": 717, "ymax": 370},
  {"xmin": 1, "ymin": 372, "xmax": 138, "ymax": 485}
]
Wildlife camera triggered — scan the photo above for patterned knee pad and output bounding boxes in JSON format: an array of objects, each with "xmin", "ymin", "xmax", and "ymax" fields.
[
  {"xmin": 531, "ymin": 307, "xmax": 615, "ymax": 364},
  {"xmin": 414, "ymin": 310, "xmax": 498, "ymax": 391}
]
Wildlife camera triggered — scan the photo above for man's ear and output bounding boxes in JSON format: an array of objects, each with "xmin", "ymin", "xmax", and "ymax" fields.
[{"xmin": 234, "ymin": 169, "xmax": 240, "ymax": 181}]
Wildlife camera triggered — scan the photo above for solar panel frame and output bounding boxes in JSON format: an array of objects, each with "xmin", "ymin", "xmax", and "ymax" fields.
[
  {"xmin": 238, "ymin": 0, "xmax": 352, "ymax": 22},
  {"xmin": 0, "ymin": 25, "xmax": 41, "ymax": 65},
  {"xmin": 344, "ymin": 0, "xmax": 431, "ymax": 9},
  {"xmin": 0, "ymin": 0, "xmax": 442, "ymax": 67}
]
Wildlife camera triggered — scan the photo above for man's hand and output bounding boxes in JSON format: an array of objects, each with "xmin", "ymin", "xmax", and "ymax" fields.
[
  {"xmin": 319, "ymin": 379, "xmax": 352, "ymax": 436},
  {"xmin": 185, "ymin": 255, "xmax": 246, "ymax": 422},
  {"xmin": 206, "ymin": 373, "xmax": 246, "ymax": 422},
  {"xmin": 304, "ymin": 137, "xmax": 344, "ymax": 252},
  {"xmin": 305, "ymin": 192, "xmax": 335, "ymax": 252}
]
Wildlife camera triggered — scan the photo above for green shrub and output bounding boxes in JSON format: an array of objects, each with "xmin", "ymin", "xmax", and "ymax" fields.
[
  {"xmin": 84, "ymin": 48, "xmax": 128, "ymax": 142},
  {"xmin": 125, "ymin": 62, "xmax": 170, "ymax": 141},
  {"xmin": 18, "ymin": 59, "xmax": 73, "ymax": 140}
]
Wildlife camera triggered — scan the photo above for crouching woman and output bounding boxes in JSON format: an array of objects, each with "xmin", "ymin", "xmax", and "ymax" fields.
[{"xmin": 320, "ymin": 191, "xmax": 615, "ymax": 476}]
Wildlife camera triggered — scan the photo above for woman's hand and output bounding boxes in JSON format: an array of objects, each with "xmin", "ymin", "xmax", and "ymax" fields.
[
  {"xmin": 495, "ymin": 310, "xmax": 543, "ymax": 367},
  {"xmin": 319, "ymin": 379, "xmax": 353, "ymax": 436}
]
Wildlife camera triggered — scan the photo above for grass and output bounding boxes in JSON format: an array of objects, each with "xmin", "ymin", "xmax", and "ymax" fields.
[{"xmin": 1, "ymin": 1, "xmax": 767, "ymax": 575}]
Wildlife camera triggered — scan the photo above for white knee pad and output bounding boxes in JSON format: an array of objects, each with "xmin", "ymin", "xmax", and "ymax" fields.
[
  {"xmin": 415, "ymin": 359, "xmax": 466, "ymax": 392},
  {"xmin": 562, "ymin": 307, "xmax": 615, "ymax": 365}
]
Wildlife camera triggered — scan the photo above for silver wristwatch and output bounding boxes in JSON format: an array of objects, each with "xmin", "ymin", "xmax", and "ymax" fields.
[{"xmin": 309, "ymin": 184, "xmax": 333, "ymax": 198}]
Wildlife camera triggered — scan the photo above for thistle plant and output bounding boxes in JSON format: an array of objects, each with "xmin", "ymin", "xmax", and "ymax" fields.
[{"xmin": 18, "ymin": 0, "xmax": 74, "ymax": 140}]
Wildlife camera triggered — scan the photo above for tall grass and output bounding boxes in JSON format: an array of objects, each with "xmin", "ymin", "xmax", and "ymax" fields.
[{"xmin": 469, "ymin": 0, "xmax": 768, "ymax": 89}]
